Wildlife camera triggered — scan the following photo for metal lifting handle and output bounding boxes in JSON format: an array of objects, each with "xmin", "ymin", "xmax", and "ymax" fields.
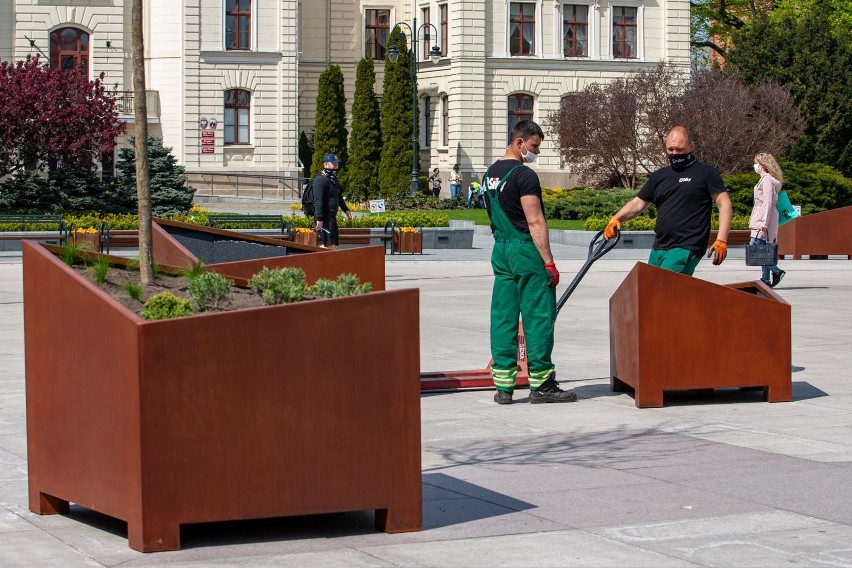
[{"xmin": 555, "ymin": 229, "xmax": 621, "ymax": 315}]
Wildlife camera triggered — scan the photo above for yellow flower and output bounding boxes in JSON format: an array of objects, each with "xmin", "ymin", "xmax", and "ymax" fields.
[
  {"xmin": 74, "ymin": 227, "xmax": 98, "ymax": 234},
  {"xmin": 294, "ymin": 227, "xmax": 315, "ymax": 234},
  {"xmin": 399, "ymin": 226, "xmax": 418, "ymax": 233}
]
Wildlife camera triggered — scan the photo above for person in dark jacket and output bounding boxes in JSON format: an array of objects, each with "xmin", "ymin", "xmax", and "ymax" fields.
[{"xmin": 313, "ymin": 153, "xmax": 352, "ymax": 249}]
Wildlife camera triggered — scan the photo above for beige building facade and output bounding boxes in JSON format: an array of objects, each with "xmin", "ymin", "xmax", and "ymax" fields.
[{"xmin": 2, "ymin": 0, "xmax": 690, "ymax": 191}]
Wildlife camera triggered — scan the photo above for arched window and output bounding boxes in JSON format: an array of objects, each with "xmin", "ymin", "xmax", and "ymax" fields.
[
  {"xmin": 224, "ymin": 89, "xmax": 251, "ymax": 145},
  {"xmin": 50, "ymin": 27, "xmax": 89, "ymax": 75},
  {"xmin": 507, "ymin": 94, "xmax": 534, "ymax": 141}
]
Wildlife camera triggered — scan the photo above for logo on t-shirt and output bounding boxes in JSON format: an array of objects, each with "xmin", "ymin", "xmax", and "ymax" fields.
[{"xmin": 679, "ymin": 177, "xmax": 692, "ymax": 183}]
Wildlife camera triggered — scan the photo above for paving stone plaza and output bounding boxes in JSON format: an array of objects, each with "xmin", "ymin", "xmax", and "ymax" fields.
[{"xmin": 2, "ymin": 235, "xmax": 851, "ymax": 567}]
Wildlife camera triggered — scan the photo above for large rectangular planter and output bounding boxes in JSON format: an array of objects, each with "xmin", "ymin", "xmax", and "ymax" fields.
[
  {"xmin": 152, "ymin": 220, "xmax": 386, "ymax": 291},
  {"xmin": 24, "ymin": 241, "xmax": 421, "ymax": 552},
  {"xmin": 610, "ymin": 262, "xmax": 791, "ymax": 407},
  {"xmin": 778, "ymin": 206, "xmax": 852, "ymax": 259}
]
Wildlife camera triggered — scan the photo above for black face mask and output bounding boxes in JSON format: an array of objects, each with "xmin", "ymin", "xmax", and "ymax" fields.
[
  {"xmin": 668, "ymin": 153, "xmax": 695, "ymax": 171},
  {"xmin": 324, "ymin": 168, "xmax": 338, "ymax": 178}
]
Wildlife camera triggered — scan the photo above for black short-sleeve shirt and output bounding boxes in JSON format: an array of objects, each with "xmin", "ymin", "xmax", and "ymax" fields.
[
  {"xmin": 637, "ymin": 161, "xmax": 726, "ymax": 254},
  {"xmin": 483, "ymin": 160, "xmax": 541, "ymax": 233}
]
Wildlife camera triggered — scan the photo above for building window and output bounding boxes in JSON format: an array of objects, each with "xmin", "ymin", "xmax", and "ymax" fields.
[
  {"xmin": 439, "ymin": 4, "xmax": 448, "ymax": 56},
  {"xmin": 225, "ymin": 0, "xmax": 251, "ymax": 50},
  {"xmin": 365, "ymin": 9, "xmax": 390, "ymax": 60},
  {"xmin": 421, "ymin": 7, "xmax": 431, "ymax": 60},
  {"xmin": 507, "ymin": 94, "xmax": 534, "ymax": 141},
  {"xmin": 224, "ymin": 89, "xmax": 251, "ymax": 145},
  {"xmin": 509, "ymin": 3, "xmax": 535, "ymax": 56},
  {"xmin": 423, "ymin": 96, "xmax": 431, "ymax": 147},
  {"xmin": 563, "ymin": 5, "xmax": 588, "ymax": 57},
  {"xmin": 613, "ymin": 6, "xmax": 637, "ymax": 59},
  {"xmin": 441, "ymin": 95, "xmax": 449, "ymax": 147},
  {"xmin": 50, "ymin": 27, "xmax": 89, "ymax": 75}
]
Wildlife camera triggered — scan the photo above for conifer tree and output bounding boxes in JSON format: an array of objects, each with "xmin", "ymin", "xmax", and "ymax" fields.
[
  {"xmin": 298, "ymin": 131, "xmax": 313, "ymax": 179},
  {"xmin": 379, "ymin": 27, "xmax": 415, "ymax": 198},
  {"xmin": 113, "ymin": 135, "xmax": 195, "ymax": 216},
  {"xmin": 310, "ymin": 65, "xmax": 348, "ymax": 177},
  {"xmin": 347, "ymin": 58, "xmax": 382, "ymax": 201}
]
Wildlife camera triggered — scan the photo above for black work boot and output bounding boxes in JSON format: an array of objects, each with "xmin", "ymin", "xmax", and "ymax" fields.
[
  {"xmin": 529, "ymin": 375, "xmax": 578, "ymax": 404},
  {"xmin": 493, "ymin": 390, "xmax": 513, "ymax": 405}
]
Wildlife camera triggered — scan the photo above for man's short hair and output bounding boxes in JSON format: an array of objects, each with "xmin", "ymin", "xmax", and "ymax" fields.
[{"xmin": 510, "ymin": 120, "xmax": 545, "ymax": 143}]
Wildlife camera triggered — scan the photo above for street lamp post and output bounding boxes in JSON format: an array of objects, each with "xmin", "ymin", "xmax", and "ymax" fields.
[{"xmin": 387, "ymin": 17, "xmax": 441, "ymax": 196}]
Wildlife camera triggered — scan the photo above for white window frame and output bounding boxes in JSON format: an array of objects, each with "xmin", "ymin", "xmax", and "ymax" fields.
[
  {"xmin": 222, "ymin": 0, "xmax": 258, "ymax": 51},
  {"xmin": 608, "ymin": 3, "xmax": 644, "ymax": 60},
  {"xmin": 506, "ymin": 1, "xmax": 541, "ymax": 58}
]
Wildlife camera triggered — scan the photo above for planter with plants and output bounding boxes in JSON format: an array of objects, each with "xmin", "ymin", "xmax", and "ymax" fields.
[
  {"xmin": 394, "ymin": 226, "xmax": 423, "ymax": 254},
  {"xmin": 151, "ymin": 219, "xmax": 387, "ymax": 291},
  {"xmin": 24, "ymin": 241, "xmax": 421, "ymax": 552}
]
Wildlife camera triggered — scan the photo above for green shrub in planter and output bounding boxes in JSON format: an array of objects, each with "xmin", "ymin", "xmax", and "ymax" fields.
[
  {"xmin": 187, "ymin": 271, "xmax": 234, "ymax": 311},
  {"xmin": 249, "ymin": 267, "xmax": 307, "ymax": 305},
  {"xmin": 310, "ymin": 273, "xmax": 372, "ymax": 298},
  {"xmin": 141, "ymin": 292, "xmax": 193, "ymax": 321}
]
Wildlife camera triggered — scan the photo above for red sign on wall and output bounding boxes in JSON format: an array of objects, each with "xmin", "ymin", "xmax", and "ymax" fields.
[
  {"xmin": 201, "ymin": 130, "xmax": 215, "ymax": 138},
  {"xmin": 201, "ymin": 139, "xmax": 215, "ymax": 145},
  {"xmin": 201, "ymin": 147, "xmax": 215, "ymax": 154}
]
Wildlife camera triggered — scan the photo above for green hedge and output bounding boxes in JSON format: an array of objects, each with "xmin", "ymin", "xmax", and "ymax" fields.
[
  {"xmin": 584, "ymin": 214, "xmax": 752, "ymax": 231},
  {"xmin": 285, "ymin": 211, "xmax": 448, "ymax": 228},
  {"xmin": 724, "ymin": 161, "xmax": 852, "ymax": 216}
]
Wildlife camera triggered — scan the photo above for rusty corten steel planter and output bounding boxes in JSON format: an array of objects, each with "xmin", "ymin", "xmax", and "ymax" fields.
[
  {"xmin": 23, "ymin": 241, "xmax": 421, "ymax": 552},
  {"xmin": 151, "ymin": 220, "xmax": 386, "ymax": 291},
  {"xmin": 778, "ymin": 205, "xmax": 852, "ymax": 260},
  {"xmin": 609, "ymin": 262, "xmax": 792, "ymax": 408}
]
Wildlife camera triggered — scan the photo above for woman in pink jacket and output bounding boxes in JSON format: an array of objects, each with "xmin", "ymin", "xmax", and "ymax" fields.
[{"xmin": 749, "ymin": 153, "xmax": 785, "ymax": 287}]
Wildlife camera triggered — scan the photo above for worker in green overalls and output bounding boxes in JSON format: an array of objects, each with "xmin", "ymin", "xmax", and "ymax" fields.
[{"xmin": 483, "ymin": 120, "xmax": 578, "ymax": 405}]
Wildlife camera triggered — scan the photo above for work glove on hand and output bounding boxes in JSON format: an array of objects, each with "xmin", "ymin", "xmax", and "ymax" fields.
[
  {"xmin": 604, "ymin": 216, "xmax": 622, "ymax": 240},
  {"xmin": 707, "ymin": 240, "xmax": 727, "ymax": 265},
  {"xmin": 544, "ymin": 262, "xmax": 560, "ymax": 287}
]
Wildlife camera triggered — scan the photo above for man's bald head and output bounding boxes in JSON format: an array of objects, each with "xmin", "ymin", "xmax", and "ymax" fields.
[{"xmin": 665, "ymin": 126, "xmax": 695, "ymax": 155}]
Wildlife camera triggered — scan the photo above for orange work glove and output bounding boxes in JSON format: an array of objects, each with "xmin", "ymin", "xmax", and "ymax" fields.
[
  {"xmin": 544, "ymin": 262, "xmax": 560, "ymax": 287},
  {"xmin": 707, "ymin": 240, "xmax": 727, "ymax": 265},
  {"xmin": 604, "ymin": 216, "xmax": 621, "ymax": 240}
]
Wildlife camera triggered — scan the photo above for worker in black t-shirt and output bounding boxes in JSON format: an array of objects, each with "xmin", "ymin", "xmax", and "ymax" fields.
[
  {"xmin": 484, "ymin": 120, "xmax": 578, "ymax": 406},
  {"xmin": 604, "ymin": 126, "xmax": 732, "ymax": 275}
]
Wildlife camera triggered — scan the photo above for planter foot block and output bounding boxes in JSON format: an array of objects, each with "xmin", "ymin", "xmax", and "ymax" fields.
[
  {"xmin": 129, "ymin": 521, "xmax": 181, "ymax": 553},
  {"xmin": 31, "ymin": 491, "xmax": 70, "ymax": 515},
  {"xmin": 375, "ymin": 507, "xmax": 422, "ymax": 533}
]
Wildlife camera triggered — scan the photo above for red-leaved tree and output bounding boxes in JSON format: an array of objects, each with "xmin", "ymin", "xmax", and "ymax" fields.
[{"xmin": 0, "ymin": 55, "xmax": 126, "ymax": 176}]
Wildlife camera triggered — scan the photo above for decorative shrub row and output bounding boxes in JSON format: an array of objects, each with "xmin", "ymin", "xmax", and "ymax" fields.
[{"xmin": 583, "ymin": 214, "xmax": 752, "ymax": 232}]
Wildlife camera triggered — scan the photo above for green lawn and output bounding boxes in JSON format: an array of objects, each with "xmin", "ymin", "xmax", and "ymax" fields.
[{"xmin": 445, "ymin": 209, "xmax": 585, "ymax": 230}]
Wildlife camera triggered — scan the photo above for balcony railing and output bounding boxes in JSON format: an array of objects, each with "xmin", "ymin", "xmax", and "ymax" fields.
[{"xmin": 113, "ymin": 91, "xmax": 160, "ymax": 118}]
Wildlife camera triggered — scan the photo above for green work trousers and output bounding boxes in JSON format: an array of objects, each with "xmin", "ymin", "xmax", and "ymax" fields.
[
  {"xmin": 648, "ymin": 247, "xmax": 702, "ymax": 276},
  {"xmin": 490, "ymin": 237, "xmax": 556, "ymax": 392}
]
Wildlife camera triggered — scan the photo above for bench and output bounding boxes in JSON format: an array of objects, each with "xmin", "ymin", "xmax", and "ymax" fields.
[
  {"xmin": 0, "ymin": 214, "xmax": 69, "ymax": 245},
  {"xmin": 710, "ymin": 229, "xmax": 751, "ymax": 246},
  {"xmin": 207, "ymin": 214, "xmax": 290, "ymax": 235},
  {"xmin": 99, "ymin": 223, "xmax": 139, "ymax": 253}
]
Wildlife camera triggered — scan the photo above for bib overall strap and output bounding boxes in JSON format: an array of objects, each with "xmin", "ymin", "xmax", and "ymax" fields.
[{"xmin": 484, "ymin": 164, "xmax": 526, "ymax": 241}]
